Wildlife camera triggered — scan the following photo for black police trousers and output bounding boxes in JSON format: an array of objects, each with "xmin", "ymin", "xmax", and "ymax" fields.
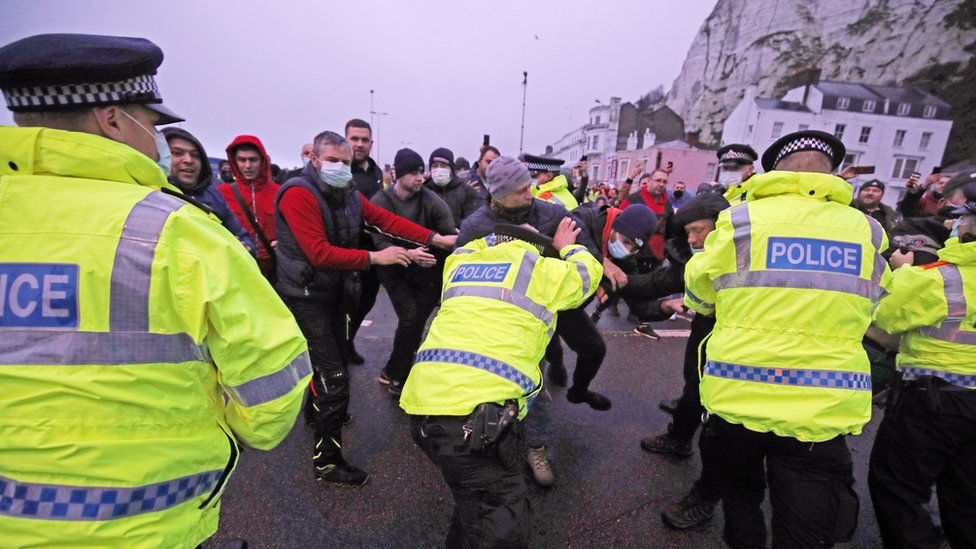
[
  {"xmin": 348, "ymin": 266, "xmax": 380, "ymax": 348},
  {"xmin": 410, "ymin": 415, "xmax": 530, "ymax": 548},
  {"xmin": 670, "ymin": 314, "xmax": 715, "ymax": 442},
  {"xmin": 283, "ymin": 296, "xmax": 350, "ymax": 467},
  {"xmin": 703, "ymin": 416, "xmax": 858, "ymax": 549},
  {"xmin": 544, "ymin": 307, "xmax": 607, "ymax": 390},
  {"xmin": 377, "ymin": 266, "xmax": 441, "ymax": 383},
  {"xmin": 869, "ymin": 381, "xmax": 976, "ymax": 549}
]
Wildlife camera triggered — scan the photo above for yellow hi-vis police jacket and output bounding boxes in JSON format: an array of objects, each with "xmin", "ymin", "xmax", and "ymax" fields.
[
  {"xmin": 0, "ymin": 127, "xmax": 311, "ymax": 548},
  {"xmin": 399, "ymin": 236, "xmax": 602, "ymax": 418},
  {"xmin": 873, "ymin": 238, "xmax": 976, "ymax": 387},
  {"xmin": 533, "ymin": 175, "xmax": 579, "ymax": 211},
  {"xmin": 684, "ymin": 171, "xmax": 892, "ymax": 442}
]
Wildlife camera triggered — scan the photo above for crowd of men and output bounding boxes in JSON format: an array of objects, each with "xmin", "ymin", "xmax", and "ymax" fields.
[{"xmin": 1, "ymin": 33, "xmax": 974, "ymax": 549}]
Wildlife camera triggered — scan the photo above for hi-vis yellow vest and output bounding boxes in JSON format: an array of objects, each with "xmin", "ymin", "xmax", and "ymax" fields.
[
  {"xmin": 0, "ymin": 127, "xmax": 311, "ymax": 548},
  {"xmin": 874, "ymin": 238, "xmax": 976, "ymax": 388},
  {"xmin": 400, "ymin": 237, "xmax": 602, "ymax": 418},
  {"xmin": 684, "ymin": 171, "xmax": 892, "ymax": 442},
  {"xmin": 533, "ymin": 175, "xmax": 579, "ymax": 210}
]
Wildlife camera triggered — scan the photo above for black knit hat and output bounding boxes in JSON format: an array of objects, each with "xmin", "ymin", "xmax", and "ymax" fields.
[
  {"xmin": 394, "ymin": 148, "xmax": 425, "ymax": 179},
  {"xmin": 429, "ymin": 147, "xmax": 455, "ymax": 170},
  {"xmin": 859, "ymin": 179, "xmax": 886, "ymax": 193},
  {"xmin": 612, "ymin": 205, "xmax": 657, "ymax": 248}
]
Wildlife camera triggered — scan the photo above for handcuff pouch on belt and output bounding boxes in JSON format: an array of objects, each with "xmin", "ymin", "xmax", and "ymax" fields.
[{"xmin": 462, "ymin": 400, "xmax": 519, "ymax": 452}]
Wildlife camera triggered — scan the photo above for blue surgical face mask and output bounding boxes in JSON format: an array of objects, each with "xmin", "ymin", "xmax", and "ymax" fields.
[
  {"xmin": 531, "ymin": 177, "xmax": 540, "ymax": 189},
  {"xmin": 120, "ymin": 109, "xmax": 170, "ymax": 176},
  {"xmin": 608, "ymin": 237, "xmax": 633, "ymax": 259},
  {"xmin": 691, "ymin": 247, "xmax": 705, "ymax": 254},
  {"xmin": 319, "ymin": 161, "xmax": 353, "ymax": 188},
  {"xmin": 949, "ymin": 218, "xmax": 963, "ymax": 239},
  {"xmin": 302, "ymin": 157, "xmax": 310, "ymax": 168}
]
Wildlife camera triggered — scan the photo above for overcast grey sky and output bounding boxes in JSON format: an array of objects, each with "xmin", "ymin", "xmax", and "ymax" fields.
[{"xmin": 3, "ymin": 0, "xmax": 717, "ymax": 169}]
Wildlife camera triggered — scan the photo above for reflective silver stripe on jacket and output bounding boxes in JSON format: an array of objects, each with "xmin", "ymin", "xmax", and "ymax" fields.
[
  {"xmin": 562, "ymin": 247, "xmax": 592, "ymax": 296},
  {"xmin": 0, "ymin": 330, "xmax": 206, "ymax": 365},
  {"xmin": 730, "ymin": 203, "xmax": 752, "ymax": 272},
  {"xmin": 0, "ymin": 470, "xmax": 223, "ymax": 521},
  {"xmin": 442, "ymin": 252, "xmax": 555, "ymax": 325},
  {"xmin": 110, "ymin": 192, "xmax": 185, "ymax": 331},
  {"xmin": 714, "ymin": 270, "xmax": 884, "ymax": 301},
  {"xmin": 863, "ymin": 215, "xmax": 888, "ymax": 286},
  {"xmin": 224, "ymin": 351, "xmax": 312, "ymax": 407},
  {"xmin": 918, "ymin": 265, "xmax": 976, "ymax": 345},
  {"xmin": 685, "ymin": 287, "xmax": 713, "ymax": 310}
]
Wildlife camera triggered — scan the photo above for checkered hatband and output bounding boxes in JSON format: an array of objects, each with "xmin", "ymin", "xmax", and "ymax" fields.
[
  {"xmin": 720, "ymin": 150, "xmax": 754, "ymax": 163},
  {"xmin": 3, "ymin": 74, "xmax": 161, "ymax": 110},
  {"xmin": 525, "ymin": 160, "xmax": 561, "ymax": 172},
  {"xmin": 774, "ymin": 137, "xmax": 833, "ymax": 165}
]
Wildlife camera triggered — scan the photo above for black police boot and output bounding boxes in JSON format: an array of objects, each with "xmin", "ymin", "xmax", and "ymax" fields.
[
  {"xmin": 548, "ymin": 362, "xmax": 568, "ymax": 387},
  {"xmin": 566, "ymin": 386, "xmax": 611, "ymax": 411}
]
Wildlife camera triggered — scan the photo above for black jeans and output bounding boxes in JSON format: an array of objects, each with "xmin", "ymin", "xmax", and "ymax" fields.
[
  {"xmin": 411, "ymin": 415, "xmax": 530, "ymax": 548},
  {"xmin": 283, "ymin": 296, "xmax": 350, "ymax": 466},
  {"xmin": 377, "ymin": 266, "xmax": 442, "ymax": 383},
  {"xmin": 543, "ymin": 307, "xmax": 607, "ymax": 390},
  {"xmin": 869, "ymin": 382, "xmax": 976, "ymax": 549},
  {"xmin": 670, "ymin": 314, "xmax": 715, "ymax": 442},
  {"xmin": 703, "ymin": 416, "xmax": 858, "ymax": 549}
]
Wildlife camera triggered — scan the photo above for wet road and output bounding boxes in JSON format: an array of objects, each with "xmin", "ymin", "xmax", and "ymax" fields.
[{"xmin": 211, "ymin": 290, "xmax": 885, "ymax": 548}]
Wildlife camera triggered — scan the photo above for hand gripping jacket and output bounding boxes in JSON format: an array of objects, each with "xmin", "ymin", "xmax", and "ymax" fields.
[
  {"xmin": 0, "ymin": 127, "xmax": 311, "ymax": 548},
  {"xmin": 532, "ymin": 174, "xmax": 580, "ymax": 211},
  {"xmin": 684, "ymin": 171, "xmax": 892, "ymax": 442},
  {"xmin": 399, "ymin": 236, "xmax": 602, "ymax": 418},
  {"xmin": 873, "ymin": 237, "xmax": 976, "ymax": 387}
]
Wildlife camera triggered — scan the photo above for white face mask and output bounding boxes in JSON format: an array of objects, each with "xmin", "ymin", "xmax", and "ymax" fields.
[
  {"xmin": 120, "ymin": 109, "xmax": 170, "ymax": 176},
  {"xmin": 718, "ymin": 170, "xmax": 743, "ymax": 188},
  {"xmin": 691, "ymin": 247, "xmax": 705, "ymax": 254},
  {"xmin": 319, "ymin": 161, "xmax": 353, "ymax": 188},
  {"xmin": 431, "ymin": 167, "xmax": 452, "ymax": 186}
]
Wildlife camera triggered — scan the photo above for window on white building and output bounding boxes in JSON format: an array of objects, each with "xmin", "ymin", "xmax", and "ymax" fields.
[
  {"xmin": 771, "ymin": 122, "xmax": 784, "ymax": 139},
  {"xmin": 891, "ymin": 157, "xmax": 921, "ymax": 179},
  {"xmin": 592, "ymin": 165, "xmax": 600, "ymax": 181},
  {"xmin": 920, "ymin": 132, "xmax": 932, "ymax": 150},
  {"xmin": 893, "ymin": 130, "xmax": 906, "ymax": 148},
  {"xmin": 859, "ymin": 127, "xmax": 872, "ymax": 144},
  {"xmin": 798, "ymin": 124, "xmax": 809, "ymax": 132},
  {"xmin": 841, "ymin": 153, "xmax": 860, "ymax": 171},
  {"xmin": 923, "ymin": 105, "xmax": 937, "ymax": 118},
  {"xmin": 595, "ymin": 115, "xmax": 601, "ymax": 124},
  {"xmin": 834, "ymin": 124, "xmax": 846, "ymax": 140},
  {"xmin": 836, "ymin": 97, "xmax": 850, "ymax": 110},
  {"xmin": 618, "ymin": 159, "xmax": 629, "ymax": 181},
  {"xmin": 862, "ymin": 100, "xmax": 876, "ymax": 112},
  {"xmin": 897, "ymin": 102, "xmax": 911, "ymax": 116},
  {"xmin": 591, "ymin": 135, "xmax": 599, "ymax": 150}
]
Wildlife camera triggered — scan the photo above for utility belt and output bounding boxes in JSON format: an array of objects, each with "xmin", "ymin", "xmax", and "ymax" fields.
[
  {"xmin": 413, "ymin": 400, "xmax": 523, "ymax": 467},
  {"xmin": 890, "ymin": 374, "xmax": 974, "ymax": 414}
]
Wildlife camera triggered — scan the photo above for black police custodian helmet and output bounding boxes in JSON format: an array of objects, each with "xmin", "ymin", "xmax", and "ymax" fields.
[
  {"xmin": 0, "ymin": 33, "xmax": 184, "ymax": 124},
  {"xmin": 761, "ymin": 130, "xmax": 845, "ymax": 172}
]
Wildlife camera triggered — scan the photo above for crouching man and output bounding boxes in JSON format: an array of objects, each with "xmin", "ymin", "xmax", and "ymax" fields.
[{"xmin": 399, "ymin": 208, "xmax": 602, "ymax": 547}]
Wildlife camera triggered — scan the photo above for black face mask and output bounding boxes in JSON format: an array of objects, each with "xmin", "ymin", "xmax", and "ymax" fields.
[
  {"xmin": 490, "ymin": 200, "xmax": 532, "ymax": 224},
  {"xmin": 673, "ymin": 190, "xmax": 685, "ymax": 199},
  {"xmin": 219, "ymin": 170, "xmax": 234, "ymax": 183},
  {"xmin": 936, "ymin": 204, "xmax": 959, "ymax": 219}
]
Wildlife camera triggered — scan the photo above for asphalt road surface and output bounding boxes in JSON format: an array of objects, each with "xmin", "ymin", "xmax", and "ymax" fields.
[{"xmin": 211, "ymin": 290, "xmax": 887, "ymax": 548}]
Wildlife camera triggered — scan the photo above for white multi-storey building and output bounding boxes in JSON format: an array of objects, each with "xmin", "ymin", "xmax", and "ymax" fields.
[
  {"xmin": 547, "ymin": 97, "xmax": 622, "ymax": 169},
  {"xmin": 722, "ymin": 81, "xmax": 953, "ymax": 206}
]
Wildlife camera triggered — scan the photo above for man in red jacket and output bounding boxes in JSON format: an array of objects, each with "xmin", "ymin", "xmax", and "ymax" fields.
[
  {"xmin": 275, "ymin": 130, "xmax": 457, "ymax": 486},
  {"xmin": 219, "ymin": 135, "xmax": 279, "ymax": 278},
  {"xmin": 620, "ymin": 169, "xmax": 673, "ymax": 268}
]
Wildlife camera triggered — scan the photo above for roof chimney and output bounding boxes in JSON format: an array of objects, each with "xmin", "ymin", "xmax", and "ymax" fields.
[{"xmin": 685, "ymin": 131, "xmax": 701, "ymax": 147}]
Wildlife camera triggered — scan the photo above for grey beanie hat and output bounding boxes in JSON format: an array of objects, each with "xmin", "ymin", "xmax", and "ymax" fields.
[{"xmin": 486, "ymin": 156, "xmax": 531, "ymax": 199}]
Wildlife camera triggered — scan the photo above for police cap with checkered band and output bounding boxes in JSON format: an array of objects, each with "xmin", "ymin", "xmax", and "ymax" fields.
[
  {"xmin": 761, "ymin": 130, "xmax": 845, "ymax": 172},
  {"xmin": 0, "ymin": 33, "xmax": 183, "ymax": 124}
]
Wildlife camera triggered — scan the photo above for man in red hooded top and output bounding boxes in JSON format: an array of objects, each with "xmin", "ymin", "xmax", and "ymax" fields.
[{"xmin": 220, "ymin": 135, "xmax": 279, "ymax": 278}]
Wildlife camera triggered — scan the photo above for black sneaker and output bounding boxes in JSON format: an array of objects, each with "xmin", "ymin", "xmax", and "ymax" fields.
[
  {"xmin": 662, "ymin": 485, "xmax": 718, "ymax": 530},
  {"xmin": 388, "ymin": 379, "xmax": 404, "ymax": 396},
  {"xmin": 634, "ymin": 324, "xmax": 661, "ymax": 340},
  {"xmin": 658, "ymin": 398, "xmax": 678, "ymax": 414},
  {"xmin": 566, "ymin": 387, "xmax": 612, "ymax": 411},
  {"xmin": 315, "ymin": 462, "xmax": 369, "ymax": 487},
  {"xmin": 548, "ymin": 362, "xmax": 568, "ymax": 387},
  {"xmin": 640, "ymin": 433, "xmax": 693, "ymax": 457}
]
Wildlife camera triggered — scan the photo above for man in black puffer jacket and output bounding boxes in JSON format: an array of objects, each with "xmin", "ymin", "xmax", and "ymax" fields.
[{"xmin": 425, "ymin": 147, "xmax": 481, "ymax": 230}]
